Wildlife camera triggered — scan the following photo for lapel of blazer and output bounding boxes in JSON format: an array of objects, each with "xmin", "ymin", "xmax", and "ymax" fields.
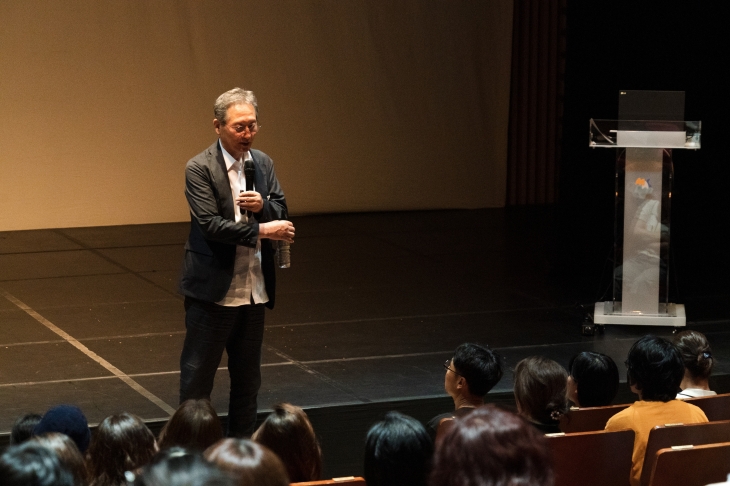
[
  {"xmin": 249, "ymin": 149, "xmax": 267, "ymax": 199},
  {"xmin": 208, "ymin": 141, "xmax": 236, "ymax": 220}
]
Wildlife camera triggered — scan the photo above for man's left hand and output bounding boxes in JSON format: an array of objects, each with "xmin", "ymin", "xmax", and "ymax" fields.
[{"xmin": 236, "ymin": 191, "xmax": 264, "ymax": 214}]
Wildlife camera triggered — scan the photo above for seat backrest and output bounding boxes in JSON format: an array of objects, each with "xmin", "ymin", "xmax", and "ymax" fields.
[
  {"xmin": 291, "ymin": 478, "xmax": 366, "ymax": 486},
  {"xmin": 546, "ymin": 429, "xmax": 634, "ymax": 486},
  {"xmin": 685, "ymin": 393, "xmax": 730, "ymax": 422},
  {"xmin": 648, "ymin": 442, "xmax": 730, "ymax": 486},
  {"xmin": 559, "ymin": 404, "xmax": 630, "ymax": 433},
  {"xmin": 640, "ymin": 420, "xmax": 730, "ymax": 486}
]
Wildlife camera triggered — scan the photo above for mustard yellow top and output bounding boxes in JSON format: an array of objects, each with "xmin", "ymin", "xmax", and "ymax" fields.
[{"xmin": 606, "ymin": 399, "xmax": 708, "ymax": 486}]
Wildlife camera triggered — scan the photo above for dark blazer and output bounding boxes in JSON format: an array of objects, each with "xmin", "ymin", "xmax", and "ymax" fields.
[{"xmin": 179, "ymin": 141, "xmax": 288, "ymax": 308}]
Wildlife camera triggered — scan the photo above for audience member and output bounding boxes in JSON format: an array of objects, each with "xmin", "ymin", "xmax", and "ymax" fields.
[
  {"xmin": 606, "ymin": 335, "xmax": 708, "ymax": 486},
  {"xmin": 10, "ymin": 413, "xmax": 42, "ymax": 445},
  {"xmin": 427, "ymin": 343, "xmax": 503, "ymax": 440},
  {"xmin": 32, "ymin": 432, "xmax": 87, "ymax": 486},
  {"xmin": 364, "ymin": 411, "xmax": 433, "ymax": 486},
  {"xmin": 33, "ymin": 405, "xmax": 91, "ymax": 454},
  {"xmin": 251, "ymin": 403, "xmax": 322, "ymax": 482},
  {"xmin": 566, "ymin": 351, "xmax": 619, "ymax": 407},
  {"xmin": 158, "ymin": 399, "xmax": 224, "ymax": 451},
  {"xmin": 429, "ymin": 404, "xmax": 554, "ymax": 486},
  {"xmin": 513, "ymin": 356, "xmax": 569, "ymax": 433},
  {"xmin": 0, "ymin": 441, "xmax": 75, "ymax": 486},
  {"xmin": 673, "ymin": 330, "xmax": 716, "ymax": 399},
  {"xmin": 133, "ymin": 447, "xmax": 235, "ymax": 486},
  {"xmin": 86, "ymin": 412, "xmax": 158, "ymax": 486},
  {"xmin": 205, "ymin": 438, "xmax": 289, "ymax": 486}
]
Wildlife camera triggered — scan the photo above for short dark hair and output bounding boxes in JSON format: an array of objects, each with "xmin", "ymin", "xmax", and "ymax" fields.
[
  {"xmin": 86, "ymin": 413, "xmax": 157, "ymax": 486},
  {"xmin": 626, "ymin": 335, "xmax": 684, "ymax": 402},
  {"xmin": 673, "ymin": 330, "xmax": 714, "ymax": 380},
  {"xmin": 134, "ymin": 448, "xmax": 235, "ymax": 486},
  {"xmin": 568, "ymin": 352, "xmax": 620, "ymax": 407},
  {"xmin": 251, "ymin": 403, "xmax": 322, "ymax": 482},
  {"xmin": 32, "ymin": 433, "xmax": 87, "ymax": 486},
  {"xmin": 204, "ymin": 439, "xmax": 289, "ymax": 486},
  {"xmin": 429, "ymin": 405, "xmax": 553, "ymax": 486},
  {"xmin": 514, "ymin": 356, "xmax": 569, "ymax": 424},
  {"xmin": 364, "ymin": 411, "xmax": 433, "ymax": 486},
  {"xmin": 158, "ymin": 399, "xmax": 224, "ymax": 452},
  {"xmin": 0, "ymin": 441, "xmax": 75, "ymax": 486},
  {"xmin": 451, "ymin": 343, "xmax": 503, "ymax": 397},
  {"xmin": 10, "ymin": 413, "xmax": 42, "ymax": 445}
]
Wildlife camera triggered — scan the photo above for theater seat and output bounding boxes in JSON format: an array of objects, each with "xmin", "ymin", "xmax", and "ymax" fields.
[
  {"xmin": 685, "ymin": 393, "xmax": 730, "ymax": 422},
  {"xmin": 291, "ymin": 477, "xmax": 366, "ymax": 485},
  {"xmin": 648, "ymin": 442, "xmax": 730, "ymax": 486},
  {"xmin": 559, "ymin": 404, "xmax": 629, "ymax": 433},
  {"xmin": 640, "ymin": 421, "xmax": 730, "ymax": 486},
  {"xmin": 546, "ymin": 428, "xmax": 634, "ymax": 486}
]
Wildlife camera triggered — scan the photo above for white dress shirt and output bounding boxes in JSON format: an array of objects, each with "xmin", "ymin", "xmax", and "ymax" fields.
[{"xmin": 216, "ymin": 141, "xmax": 269, "ymax": 307}]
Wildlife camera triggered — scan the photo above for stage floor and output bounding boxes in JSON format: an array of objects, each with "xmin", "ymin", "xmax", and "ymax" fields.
[{"xmin": 2, "ymin": 208, "xmax": 730, "ymax": 436}]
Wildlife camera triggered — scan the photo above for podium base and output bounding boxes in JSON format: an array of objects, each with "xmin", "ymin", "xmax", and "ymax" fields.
[{"xmin": 593, "ymin": 302, "xmax": 686, "ymax": 327}]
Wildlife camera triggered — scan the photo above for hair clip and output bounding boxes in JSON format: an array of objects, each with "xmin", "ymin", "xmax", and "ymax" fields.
[{"xmin": 703, "ymin": 352, "xmax": 712, "ymax": 359}]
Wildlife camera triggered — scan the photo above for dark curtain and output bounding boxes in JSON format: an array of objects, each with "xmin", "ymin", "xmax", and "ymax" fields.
[{"xmin": 506, "ymin": 0, "xmax": 566, "ymax": 205}]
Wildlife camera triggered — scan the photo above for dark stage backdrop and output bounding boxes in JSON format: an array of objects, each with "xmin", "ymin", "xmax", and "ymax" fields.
[
  {"xmin": 557, "ymin": 1, "xmax": 730, "ymax": 309},
  {"xmin": 0, "ymin": 1, "xmax": 513, "ymax": 231}
]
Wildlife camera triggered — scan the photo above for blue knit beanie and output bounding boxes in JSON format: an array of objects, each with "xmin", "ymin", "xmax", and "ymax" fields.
[{"xmin": 33, "ymin": 405, "xmax": 91, "ymax": 453}]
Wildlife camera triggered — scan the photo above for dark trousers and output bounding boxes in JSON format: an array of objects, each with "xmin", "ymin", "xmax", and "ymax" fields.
[{"xmin": 179, "ymin": 297, "xmax": 265, "ymax": 437}]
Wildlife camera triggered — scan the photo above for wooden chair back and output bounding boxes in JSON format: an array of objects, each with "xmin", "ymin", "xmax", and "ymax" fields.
[
  {"xmin": 640, "ymin": 420, "xmax": 730, "ymax": 486},
  {"xmin": 546, "ymin": 429, "xmax": 634, "ymax": 486},
  {"xmin": 559, "ymin": 404, "xmax": 629, "ymax": 433},
  {"xmin": 685, "ymin": 393, "xmax": 730, "ymax": 422},
  {"xmin": 648, "ymin": 442, "xmax": 730, "ymax": 486},
  {"xmin": 291, "ymin": 478, "xmax": 365, "ymax": 486}
]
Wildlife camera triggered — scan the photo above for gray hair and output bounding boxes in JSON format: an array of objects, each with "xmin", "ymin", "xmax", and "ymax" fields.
[{"xmin": 214, "ymin": 88, "xmax": 258, "ymax": 124}]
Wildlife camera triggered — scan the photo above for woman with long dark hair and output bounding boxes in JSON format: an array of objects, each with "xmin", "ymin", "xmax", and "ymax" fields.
[
  {"xmin": 513, "ymin": 356, "xmax": 569, "ymax": 433},
  {"xmin": 251, "ymin": 403, "xmax": 321, "ymax": 482},
  {"xmin": 86, "ymin": 412, "xmax": 157, "ymax": 486},
  {"xmin": 205, "ymin": 439, "xmax": 289, "ymax": 486},
  {"xmin": 158, "ymin": 399, "xmax": 223, "ymax": 451}
]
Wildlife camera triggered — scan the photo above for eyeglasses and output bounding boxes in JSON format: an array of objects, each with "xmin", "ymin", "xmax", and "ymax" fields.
[
  {"xmin": 443, "ymin": 359, "xmax": 461, "ymax": 376},
  {"xmin": 229, "ymin": 121, "xmax": 260, "ymax": 134}
]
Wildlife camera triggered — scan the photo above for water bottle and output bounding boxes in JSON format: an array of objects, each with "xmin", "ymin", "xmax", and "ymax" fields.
[{"xmin": 275, "ymin": 240, "xmax": 291, "ymax": 268}]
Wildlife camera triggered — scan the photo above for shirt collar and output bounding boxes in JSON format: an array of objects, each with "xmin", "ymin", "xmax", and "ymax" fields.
[{"xmin": 218, "ymin": 140, "xmax": 252, "ymax": 171}]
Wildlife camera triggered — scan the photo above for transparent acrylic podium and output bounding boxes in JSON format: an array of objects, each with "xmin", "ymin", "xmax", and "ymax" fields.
[{"xmin": 589, "ymin": 118, "xmax": 701, "ymax": 327}]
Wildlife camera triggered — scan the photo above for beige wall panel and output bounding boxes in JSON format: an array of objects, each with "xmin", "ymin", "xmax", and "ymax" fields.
[{"xmin": 0, "ymin": 1, "xmax": 513, "ymax": 231}]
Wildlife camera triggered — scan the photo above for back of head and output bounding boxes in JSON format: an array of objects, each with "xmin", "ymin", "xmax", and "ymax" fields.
[
  {"xmin": 626, "ymin": 335, "xmax": 684, "ymax": 401},
  {"xmin": 251, "ymin": 403, "xmax": 322, "ymax": 482},
  {"xmin": 430, "ymin": 405, "xmax": 553, "ymax": 486},
  {"xmin": 514, "ymin": 356, "xmax": 569, "ymax": 424},
  {"xmin": 134, "ymin": 448, "xmax": 235, "ymax": 486},
  {"xmin": 158, "ymin": 399, "xmax": 224, "ymax": 451},
  {"xmin": 672, "ymin": 330, "xmax": 714, "ymax": 381},
  {"xmin": 452, "ymin": 343, "xmax": 503, "ymax": 397},
  {"xmin": 32, "ymin": 433, "xmax": 87, "ymax": 486},
  {"xmin": 33, "ymin": 405, "xmax": 91, "ymax": 454},
  {"xmin": 568, "ymin": 352, "xmax": 620, "ymax": 407},
  {"xmin": 86, "ymin": 412, "xmax": 157, "ymax": 486},
  {"xmin": 0, "ymin": 441, "xmax": 75, "ymax": 486},
  {"xmin": 364, "ymin": 411, "xmax": 433, "ymax": 486},
  {"xmin": 10, "ymin": 413, "xmax": 42, "ymax": 445},
  {"xmin": 205, "ymin": 438, "xmax": 289, "ymax": 486}
]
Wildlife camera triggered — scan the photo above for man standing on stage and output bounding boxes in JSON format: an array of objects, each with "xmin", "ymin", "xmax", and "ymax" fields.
[{"xmin": 178, "ymin": 88, "xmax": 295, "ymax": 437}]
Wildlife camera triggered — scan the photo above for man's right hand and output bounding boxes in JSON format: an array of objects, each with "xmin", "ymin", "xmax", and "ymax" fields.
[{"xmin": 259, "ymin": 220, "xmax": 295, "ymax": 243}]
